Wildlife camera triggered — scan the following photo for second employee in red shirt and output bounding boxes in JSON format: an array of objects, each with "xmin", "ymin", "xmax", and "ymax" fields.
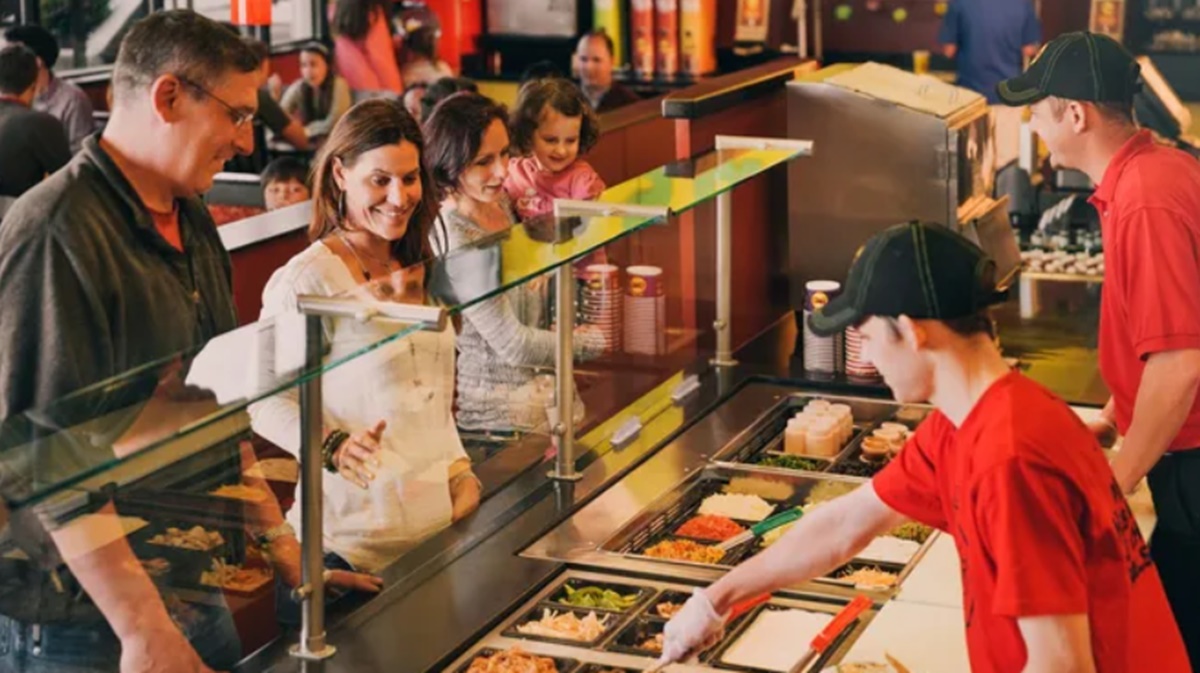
[{"xmin": 999, "ymin": 32, "xmax": 1200, "ymax": 668}]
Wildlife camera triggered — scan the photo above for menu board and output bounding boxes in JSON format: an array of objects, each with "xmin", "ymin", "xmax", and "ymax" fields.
[{"xmin": 487, "ymin": 0, "xmax": 577, "ymax": 37}]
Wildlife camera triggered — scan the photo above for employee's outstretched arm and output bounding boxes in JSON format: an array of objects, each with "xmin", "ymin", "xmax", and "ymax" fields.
[{"xmin": 659, "ymin": 484, "xmax": 906, "ymax": 664}]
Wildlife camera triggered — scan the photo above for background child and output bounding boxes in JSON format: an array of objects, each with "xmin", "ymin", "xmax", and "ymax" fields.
[
  {"xmin": 504, "ymin": 77, "xmax": 604, "ymax": 222},
  {"xmin": 281, "ymin": 43, "xmax": 352, "ymax": 142},
  {"xmin": 261, "ymin": 157, "xmax": 311, "ymax": 211}
]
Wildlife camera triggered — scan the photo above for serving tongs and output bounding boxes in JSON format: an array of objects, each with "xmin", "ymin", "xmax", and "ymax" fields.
[
  {"xmin": 716, "ymin": 506, "xmax": 806, "ymax": 552},
  {"xmin": 788, "ymin": 594, "xmax": 874, "ymax": 673}
]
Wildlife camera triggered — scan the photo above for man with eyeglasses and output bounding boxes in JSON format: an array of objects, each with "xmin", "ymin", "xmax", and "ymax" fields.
[{"xmin": 0, "ymin": 10, "xmax": 258, "ymax": 673}]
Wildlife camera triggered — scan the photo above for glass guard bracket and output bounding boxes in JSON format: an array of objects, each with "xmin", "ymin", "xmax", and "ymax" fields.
[
  {"xmin": 552, "ymin": 199, "xmax": 672, "ymax": 221},
  {"xmin": 296, "ymin": 294, "xmax": 448, "ymax": 331},
  {"xmin": 714, "ymin": 135, "xmax": 815, "ymax": 154}
]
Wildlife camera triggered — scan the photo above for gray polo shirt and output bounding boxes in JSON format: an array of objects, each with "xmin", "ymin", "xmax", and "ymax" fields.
[
  {"xmin": 0, "ymin": 137, "xmax": 241, "ymax": 631},
  {"xmin": 0, "ymin": 135, "xmax": 238, "ymax": 423}
]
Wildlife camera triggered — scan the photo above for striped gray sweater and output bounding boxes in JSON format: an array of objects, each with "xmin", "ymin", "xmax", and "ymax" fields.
[{"xmin": 430, "ymin": 204, "xmax": 598, "ymax": 432}]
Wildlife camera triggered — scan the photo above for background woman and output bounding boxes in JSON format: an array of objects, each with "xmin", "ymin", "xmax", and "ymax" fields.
[
  {"xmin": 250, "ymin": 99, "xmax": 479, "ymax": 580},
  {"xmin": 281, "ymin": 42, "xmax": 352, "ymax": 142},
  {"xmin": 423, "ymin": 93, "xmax": 601, "ymax": 435},
  {"xmin": 331, "ymin": 0, "xmax": 403, "ymax": 96}
]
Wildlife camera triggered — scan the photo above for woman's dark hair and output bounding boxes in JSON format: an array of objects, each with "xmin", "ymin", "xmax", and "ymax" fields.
[
  {"xmin": 422, "ymin": 92, "xmax": 508, "ymax": 195},
  {"xmin": 519, "ymin": 61, "xmax": 564, "ymax": 85},
  {"xmin": 299, "ymin": 42, "xmax": 335, "ymax": 122},
  {"xmin": 509, "ymin": 78, "xmax": 600, "ymax": 156},
  {"xmin": 420, "ymin": 76, "xmax": 478, "ymax": 120},
  {"xmin": 310, "ymin": 99, "xmax": 438, "ymax": 270},
  {"xmin": 403, "ymin": 25, "xmax": 438, "ymax": 63},
  {"xmin": 332, "ymin": 0, "xmax": 391, "ymax": 41},
  {"xmin": 300, "ymin": 41, "xmax": 331, "ymax": 64}
]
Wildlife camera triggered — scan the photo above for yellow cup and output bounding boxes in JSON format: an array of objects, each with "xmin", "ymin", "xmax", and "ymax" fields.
[{"xmin": 913, "ymin": 50, "xmax": 931, "ymax": 75}]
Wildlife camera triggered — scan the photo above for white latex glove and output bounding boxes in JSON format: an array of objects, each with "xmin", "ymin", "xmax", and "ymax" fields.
[{"xmin": 657, "ymin": 588, "xmax": 728, "ymax": 666}]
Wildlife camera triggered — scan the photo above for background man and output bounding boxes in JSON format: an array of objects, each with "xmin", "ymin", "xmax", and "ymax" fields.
[
  {"xmin": 0, "ymin": 43, "xmax": 69, "ymax": 201},
  {"xmin": 575, "ymin": 30, "xmax": 639, "ymax": 113},
  {"xmin": 3, "ymin": 24, "xmax": 95, "ymax": 153}
]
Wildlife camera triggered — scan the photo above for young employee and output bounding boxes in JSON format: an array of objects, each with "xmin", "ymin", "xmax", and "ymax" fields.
[
  {"xmin": 657, "ymin": 222, "xmax": 1190, "ymax": 673},
  {"xmin": 998, "ymin": 32, "xmax": 1200, "ymax": 667}
]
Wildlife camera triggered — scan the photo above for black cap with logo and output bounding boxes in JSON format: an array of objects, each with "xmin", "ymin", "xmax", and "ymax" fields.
[
  {"xmin": 996, "ymin": 31, "xmax": 1141, "ymax": 107},
  {"xmin": 807, "ymin": 222, "xmax": 1009, "ymax": 337}
]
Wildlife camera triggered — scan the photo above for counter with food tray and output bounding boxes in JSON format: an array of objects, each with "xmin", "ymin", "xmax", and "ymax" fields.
[{"xmin": 223, "ymin": 316, "xmax": 1107, "ymax": 673}]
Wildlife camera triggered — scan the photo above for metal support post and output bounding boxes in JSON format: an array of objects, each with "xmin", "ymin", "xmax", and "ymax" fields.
[
  {"xmin": 290, "ymin": 314, "xmax": 336, "ymax": 662},
  {"xmin": 543, "ymin": 198, "xmax": 669, "ymax": 481},
  {"xmin": 550, "ymin": 264, "xmax": 583, "ymax": 482},
  {"xmin": 711, "ymin": 190, "xmax": 737, "ymax": 367},
  {"xmin": 709, "ymin": 135, "xmax": 815, "ymax": 368}
]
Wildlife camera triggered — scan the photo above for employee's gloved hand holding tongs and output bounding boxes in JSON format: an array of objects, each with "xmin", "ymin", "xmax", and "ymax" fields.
[{"xmin": 652, "ymin": 591, "xmax": 767, "ymax": 671}]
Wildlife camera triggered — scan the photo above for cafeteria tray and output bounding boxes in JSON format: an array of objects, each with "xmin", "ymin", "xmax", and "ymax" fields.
[
  {"xmin": 705, "ymin": 603, "xmax": 860, "ymax": 673},
  {"xmin": 545, "ymin": 578, "xmax": 656, "ymax": 615},
  {"xmin": 455, "ymin": 648, "xmax": 580, "ymax": 673},
  {"xmin": 442, "ymin": 569, "xmax": 875, "ymax": 673}
]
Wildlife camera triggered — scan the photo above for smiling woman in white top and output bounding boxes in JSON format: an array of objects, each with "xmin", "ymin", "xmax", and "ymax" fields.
[{"xmin": 249, "ymin": 99, "xmax": 480, "ymax": 575}]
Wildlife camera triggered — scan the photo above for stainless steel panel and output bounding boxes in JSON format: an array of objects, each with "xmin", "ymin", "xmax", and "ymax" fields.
[
  {"xmin": 785, "ymin": 81, "xmax": 952, "ymax": 295},
  {"xmin": 784, "ymin": 75, "xmax": 993, "ymax": 304}
]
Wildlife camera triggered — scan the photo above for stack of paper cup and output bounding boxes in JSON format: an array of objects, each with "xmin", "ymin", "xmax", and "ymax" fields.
[
  {"xmin": 785, "ymin": 400, "xmax": 854, "ymax": 457},
  {"xmin": 624, "ymin": 265, "xmax": 667, "ymax": 355},
  {"xmin": 802, "ymin": 280, "xmax": 842, "ymax": 373},
  {"xmin": 784, "ymin": 417, "xmax": 808, "ymax": 455},
  {"xmin": 804, "ymin": 417, "xmax": 840, "ymax": 458},
  {"xmin": 845, "ymin": 326, "xmax": 880, "ymax": 380},
  {"xmin": 580, "ymin": 264, "xmax": 622, "ymax": 354},
  {"xmin": 826, "ymin": 403, "xmax": 855, "ymax": 444}
]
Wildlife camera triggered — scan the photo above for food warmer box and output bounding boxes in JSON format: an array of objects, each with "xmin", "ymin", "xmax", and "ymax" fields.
[{"xmin": 444, "ymin": 569, "xmax": 877, "ymax": 673}]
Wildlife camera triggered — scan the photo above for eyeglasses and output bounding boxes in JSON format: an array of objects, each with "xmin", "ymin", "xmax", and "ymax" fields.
[{"xmin": 175, "ymin": 75, "xmax": 256, "ymax": 129}]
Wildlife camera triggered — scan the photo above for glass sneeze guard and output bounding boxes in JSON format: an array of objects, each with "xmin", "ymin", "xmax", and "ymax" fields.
[{"xmin": 2, "ymin": 140, "xmax": 811, "ymax": 513}]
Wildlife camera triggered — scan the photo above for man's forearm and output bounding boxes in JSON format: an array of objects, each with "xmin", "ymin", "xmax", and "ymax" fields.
[
  {"xmin": 50, "ymin": 502, "xmax": 176, "ymax": 639},
  {"xmin": 1111, "ymin": 351, "xmax": 1200, "ymax": 493},
  {"xmin": 706, "ymin": 485, "xmax": 902, "ymax": 614}
]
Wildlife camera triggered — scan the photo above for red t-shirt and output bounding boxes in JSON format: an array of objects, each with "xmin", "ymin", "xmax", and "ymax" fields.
[
  {"xmin": 874, "ymin": 372, "xmax": 1189, "ymax": 673},
  {"xmin": 1091, "ymin": 130, "xmax": 1200, "ymax": 450},
  {"xmin": 150, "ymin": 205, "xmax": 183, "ymax": 251}
]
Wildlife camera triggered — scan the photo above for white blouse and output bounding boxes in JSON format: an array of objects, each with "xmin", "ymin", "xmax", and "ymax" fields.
[{"xmin": 248, "ymin": 241, "xmax": 466, "ymax": 573}]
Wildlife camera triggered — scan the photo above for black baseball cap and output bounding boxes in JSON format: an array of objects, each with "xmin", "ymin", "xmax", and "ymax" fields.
[
  {"xmin": 807, "ymin": 222, "xmax": 1009, "ymax": 337},
  {"xmin": 996, "ymin": 31, "xmax": 1141, "ymax": 106}
]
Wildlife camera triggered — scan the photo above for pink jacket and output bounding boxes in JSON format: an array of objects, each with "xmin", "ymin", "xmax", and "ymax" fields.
[
  {"xmin": 333, "ymin": 7, "xmax": 403, "ymax": 95},
  {"xmin": 503, "ymin": 157, "xmax": 605, "ymax": 221}
]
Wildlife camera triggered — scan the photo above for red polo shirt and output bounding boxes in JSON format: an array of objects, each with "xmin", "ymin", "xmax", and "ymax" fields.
[
  {"xmin": 1092, "ymin": 130, "xmax": 1200, "ymax": 450},
  {"xmin": 874, "ymin": 372, "xmax": 1190, "ymax": 673}
]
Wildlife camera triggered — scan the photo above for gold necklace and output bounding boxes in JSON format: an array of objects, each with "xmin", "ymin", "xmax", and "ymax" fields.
[{"xmin": 336, "ymin": 230, "xmax": 395, "ymax": 281}]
